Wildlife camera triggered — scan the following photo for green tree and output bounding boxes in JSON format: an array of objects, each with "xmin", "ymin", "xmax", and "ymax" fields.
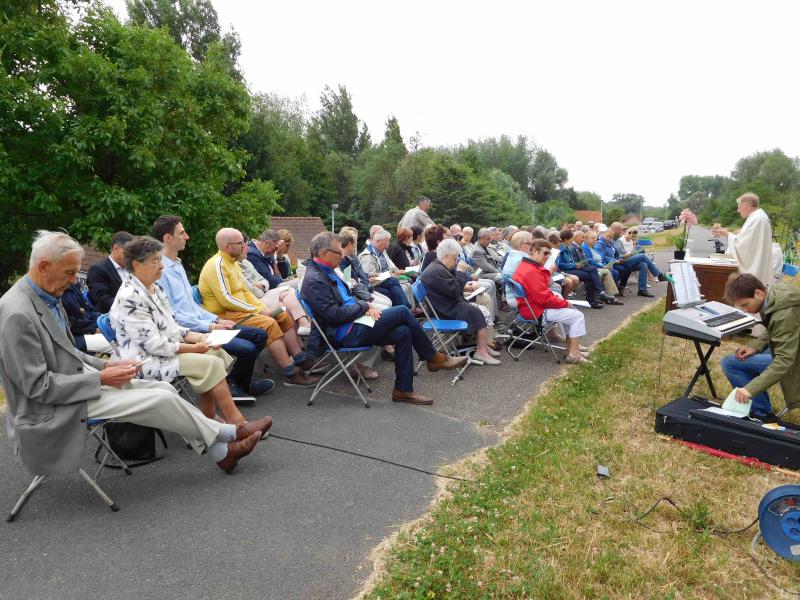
[
  {"xmin": 423, "ymin": 155, "xmax": 523, "ymax": 227},
  {"xmin": 603, "ymin": 206, "xmax": 625, "ymax": 225},
  {"xmin": 464, "ymin": 135, "xmax": 535, "ymax": 193},
  {"xmin": 0, "ymin": 3, "xmax": 276, "ymax": 286},
  {"xmin": 609, "ymin": 193, "xmax": 645, "ymax": 215},
  {"xmin": 240, "ymin": 93, "xmax": 329, "ymax": 216},
  {"xmin": 530, "ymin": 149, "xmax": 568, "ymax": 203},
  {"xmin": 536, "ymin": 200, "xmax": 576, "ymax": 228},
  {"xmin": 312, "ymin": 84, "xmax": 362, "ymax": 157},
  {"xmin": 126, "ymin": 0, "xmax": 241, "ymax": 76},
  {"xmin": 574, "ymin": 191, "xmax": 602, "ymax": 211}
]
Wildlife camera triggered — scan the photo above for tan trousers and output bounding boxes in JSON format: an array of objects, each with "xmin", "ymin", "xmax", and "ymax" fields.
[
  {"xmin": 178, "ymin": 348, "xmax": 233, "ymax": 394},
  {"xmin": 87, "ymin": 379, "xmax": 220, "ymax": 454},
  {"xmin": 598, "ymin": 268, "xmax": 620, "ymax": 296}
]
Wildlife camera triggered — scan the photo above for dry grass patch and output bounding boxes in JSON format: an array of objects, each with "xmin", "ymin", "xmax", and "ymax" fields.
[{"xmin": 364, "ymin": 306, "xmax": 800, "ymax": 599}]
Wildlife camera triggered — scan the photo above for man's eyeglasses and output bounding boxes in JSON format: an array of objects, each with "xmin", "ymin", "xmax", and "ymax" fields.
[
  {"xmin": 327, "ymin": 248, "xmax": 342, "ymax": 257},
  {"xmin": 227, "ymin": 241, "xmax": 245, "ymax": 246}
]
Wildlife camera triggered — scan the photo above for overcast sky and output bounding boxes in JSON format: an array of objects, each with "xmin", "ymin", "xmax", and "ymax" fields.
[{"xmin": 107, "ymin": 0, "xmax": 800, "ymax": 207}]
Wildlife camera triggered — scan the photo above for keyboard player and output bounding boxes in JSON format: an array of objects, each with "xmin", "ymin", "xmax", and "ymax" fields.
[{"xmin": 721, "ymin": 274, "xmax": 800, "ymax": 420}]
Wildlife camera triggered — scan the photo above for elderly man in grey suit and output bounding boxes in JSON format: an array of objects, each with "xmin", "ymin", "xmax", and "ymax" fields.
[
  {"xmin": 0, "ymin": 231, "xmax": 270, "ymax": 483},
  {"xmin": 471, "ymin": 228, "xmax": 504, "ymax": 284}
]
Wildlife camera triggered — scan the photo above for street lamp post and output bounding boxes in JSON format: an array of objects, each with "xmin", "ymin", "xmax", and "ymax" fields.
[{"xmin": 331, "ymin": 203, "xmax": 339, "ymax": 232}]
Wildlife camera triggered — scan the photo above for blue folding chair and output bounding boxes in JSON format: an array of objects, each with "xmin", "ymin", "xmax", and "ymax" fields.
[
  {"xmin": 504, "ymin": 279, "xmax": 562, "ymax": 363},
  {"xmin": 411, "ymin": 279, "xmax": 478, "ymax": 386},
  {"xmin": 782, "ymin": 263, "xmax": 799, "ymax": 282},
  {"xmin": 191, "ymin": 284, "xmax": 203, "ymax": 305},
  {"xmin": 636, "ymin": 238, "xmax": 656, "ymax": 260},
  {"xmin": 296, "ymin": 291, "xmax": 372, "ymax": 408}
]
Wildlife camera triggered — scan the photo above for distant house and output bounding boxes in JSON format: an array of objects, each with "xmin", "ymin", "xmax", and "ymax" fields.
[
  {"xmin": 268, "ymin": 216, "xmax": 326, "ymax": 265},
  {"xmin": 574, "ymin": 210, "xmax": 601, "ymax": 224}
]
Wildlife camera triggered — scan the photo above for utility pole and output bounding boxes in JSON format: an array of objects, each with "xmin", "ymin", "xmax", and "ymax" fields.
[{"xmin": 331, "ymin": 203, "xmax": 338, "ymax": 232}]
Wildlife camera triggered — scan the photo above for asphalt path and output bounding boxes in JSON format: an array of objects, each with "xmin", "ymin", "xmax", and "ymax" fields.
[{"xmin": 0, "ymin": 249, "xmax": 674, "ymax": 600}]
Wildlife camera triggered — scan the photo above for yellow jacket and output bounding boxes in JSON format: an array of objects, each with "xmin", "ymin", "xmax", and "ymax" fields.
[{"xmin": 199, "ymin": 251, "xmax": 263, "ymax": 315}]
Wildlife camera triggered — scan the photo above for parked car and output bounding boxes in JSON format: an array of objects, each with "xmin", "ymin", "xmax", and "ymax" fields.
[
  {"xmin": 637, "ymin": 225, "xmax": 652, "ymax": 235},
  {"xmin": 652, "ymin": 221, "xmax": 664, "ymax": 232},
  {"xmin": 643, "ymin": 217, "xmax": 654, "ymax": 225},
  {"xmin": 662, "ymin": 219, "xmax": 677, "ymax": 230}
]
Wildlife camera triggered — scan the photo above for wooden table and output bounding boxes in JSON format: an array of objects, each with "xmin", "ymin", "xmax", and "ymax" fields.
[{"xmin": 664, "ymin": 259, "xmax": 739, "ymax": 312}]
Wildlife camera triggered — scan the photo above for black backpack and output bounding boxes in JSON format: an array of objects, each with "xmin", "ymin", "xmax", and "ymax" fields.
[{"xmin": 96, "ymin": 423, "xmax": 168, "ymax": 468}]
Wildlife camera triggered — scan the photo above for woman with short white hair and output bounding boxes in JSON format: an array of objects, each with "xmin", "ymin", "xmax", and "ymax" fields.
[{"xmin": 420, "ymin": 239, "xmax": 501, "ymax": 365}]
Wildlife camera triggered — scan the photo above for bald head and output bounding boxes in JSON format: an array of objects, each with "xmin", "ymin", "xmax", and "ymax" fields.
[{"xmin": 216, "ymin": 228, "xmax": 245, "ymax": 256}]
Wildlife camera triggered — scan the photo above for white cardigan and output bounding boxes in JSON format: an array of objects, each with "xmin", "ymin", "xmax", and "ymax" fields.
[{"xmin": 109, "ymin": 275, "xmax": 186, "ymax": 382}]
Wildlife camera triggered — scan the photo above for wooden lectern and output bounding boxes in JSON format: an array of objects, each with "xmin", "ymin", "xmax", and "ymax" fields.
[{"xmin": 664, "ymin": 258, "xmax": 739, "ymax": 312}]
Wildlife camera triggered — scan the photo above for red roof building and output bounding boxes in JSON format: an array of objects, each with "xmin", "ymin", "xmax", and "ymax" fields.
[
  {"xmin": 268, "ymin": 216, "xmax": 327, "ymax": 265},
  {"xmin": 574, "ymin": 210, "xmax": 601, "ymax": 224}
]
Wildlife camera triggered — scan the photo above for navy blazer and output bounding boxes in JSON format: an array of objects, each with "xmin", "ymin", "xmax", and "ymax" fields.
[
  {"xmin": 61, "ymin": 284, "xmax": 101, "ymax": 337},
  {"xmin": 86, "ymin": 257, "xmax": 122, "ymax": 313},
  {"xmin": 300, "ymin": 259, "xmax": 369, "ymax": 348},
  {"xmin": 246, "ymin": 241, "xmax": 290, "ymax": 289}
]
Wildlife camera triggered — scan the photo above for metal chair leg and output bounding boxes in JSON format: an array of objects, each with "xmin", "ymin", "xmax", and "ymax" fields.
[
  {"xmin": 7, "ymin": 475, "xmax": 46, "ymax": 522},
  {"xmin": 89, "ymin": 426, "xmax": 133, "ymax": 479},
  {"xmin": 77, "ymin": 468, "xmax": 119, "ymax": 512}
]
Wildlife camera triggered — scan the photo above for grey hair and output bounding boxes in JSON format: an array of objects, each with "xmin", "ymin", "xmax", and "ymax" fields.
[
  {"xmin": 477, "ymin": 228, "xmax": 490, "ymax": 239},
  {"xmin": 29, "ymin": 230, "xmax": 84, "ymax": 269},
  {"xmin": 309, "ymin": 231, "xmax": 337, "ymax": 258},
  {"xmin": 436, "ymin": 238, "xmax": 462, "ymax": 261},
  {"xmin": 373, "ymin": 229, "xmax": 391, "ymax": 242},
  {"xmin": 462, "ymin": 226, "xmax": 473, "ymax": 234},
  {"xmin": 123, "ymin": 236, "xmax": 163, "ymax": 271},
  {"xmin": 258, "ymin": 229, "xmax": 281, "ymax": 243}
]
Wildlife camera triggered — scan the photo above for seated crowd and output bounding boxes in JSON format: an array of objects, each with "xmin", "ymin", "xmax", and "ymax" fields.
[{"xmin": 0, "ymin": 204, "xmax": 671, "ymax": 481}]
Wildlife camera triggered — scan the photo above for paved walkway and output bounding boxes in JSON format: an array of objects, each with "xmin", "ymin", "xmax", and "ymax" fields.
[{"xmin": 0, "ymin": 251, "xmax": 672, "ymax": 600}]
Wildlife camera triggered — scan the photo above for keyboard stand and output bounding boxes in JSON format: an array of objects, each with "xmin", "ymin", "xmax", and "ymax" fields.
[{"xmin": 663, "ymin": 329, "xmax": 720, "ymax": 403}]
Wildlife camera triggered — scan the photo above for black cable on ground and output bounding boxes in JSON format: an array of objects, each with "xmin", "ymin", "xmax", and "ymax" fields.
[{"xmin": 269, "ymin": 433, "xmax": 475, "ymax": 482}]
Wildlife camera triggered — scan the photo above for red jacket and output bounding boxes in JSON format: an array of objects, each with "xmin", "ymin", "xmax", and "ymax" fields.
[{"xmin": 513, "ymin": 257, "xmax": 568, "ymax": 319}]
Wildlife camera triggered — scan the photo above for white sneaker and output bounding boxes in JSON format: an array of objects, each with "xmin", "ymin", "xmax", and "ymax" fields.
[
  {"xmin": 474, "ymin": 352, "xmax": 501, "ymax": 365},
  {"xmin": 486, "ymin": 347, "xmax": 501, "ymax": 357},
  {"xmin": 298, "ymin": 326, "xmax": 311, "ymax": 336}
]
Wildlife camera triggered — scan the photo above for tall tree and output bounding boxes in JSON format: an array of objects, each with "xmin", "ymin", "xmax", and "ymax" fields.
[
  {"xmin": 312, "ymin": 84, "xmax": 361, "ymax": 157},
  {"xmin": 609, "ymin": 193, "xmax": 645, "ymax": 215},
  {"xmin": 529, "ymin": 149, "xmax": 568, "ymax": 203},
  {"xmin": 0, "ymin": 3, "xmax": 277, "ymax": 286},
  {"xmin": 464, "ymin": 135, "xmax": 535, "ymax": 193},
  {"xmin": 126, "ymin": 0, "xmax": 241, "ymax": 76}
]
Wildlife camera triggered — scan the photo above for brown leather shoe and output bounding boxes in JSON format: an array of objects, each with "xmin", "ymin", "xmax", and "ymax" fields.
[
  {"xmin": 283, "ymin": 371, "xmax": 321, "ymax": 387},
  {"xmin": 426, "ymin": 352, "xmax": 469, "ymax": 372},
  {"xmin": 391, "ymin": 389, "xmax": 433, "ymax": 405},
  {"xmin": 349, "ymin": 363, "xmax": 379, "ymax": 381},
  {"xmin": 216, "ymin": 431, "xmax": 260, "ymax": 473},
  {"xmin": 235, "ymin": 416, "xmax": 273, "ymax": 441}
]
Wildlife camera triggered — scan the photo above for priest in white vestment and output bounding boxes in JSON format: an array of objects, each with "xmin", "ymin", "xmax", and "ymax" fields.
[{"xmin": 712, "ymin": 192, "xmax": 774, "ymax": 286}]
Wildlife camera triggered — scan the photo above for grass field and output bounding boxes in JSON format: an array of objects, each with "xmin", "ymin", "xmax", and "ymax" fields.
[
  {"xmin": 639, "ymin": 229, "xmax": 680, "ymax": 250},
  {"xmin": 362, "ymin": 304, "xmax": 800, "ymax": 599}
]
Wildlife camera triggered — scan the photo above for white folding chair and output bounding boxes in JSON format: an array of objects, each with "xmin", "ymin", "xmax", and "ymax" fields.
[
  {"xmin": 504, "ymin": 279, "xmax": 562, "ymax": 364},
  {"xmin": 296, "ymin": 292, "xmax": 372, "ymax": 408},
  {"xmin": 7, "ymin": 418, "xmax": 132, "ymax": 522}
]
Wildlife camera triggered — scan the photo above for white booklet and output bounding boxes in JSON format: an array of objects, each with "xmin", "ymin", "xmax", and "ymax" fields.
[
  {"xmin": 206, "ymin": 329, "xmax": 241, "ymax": 346},
  {"xmin": 353, "ymin": 314, "xmax": 376, "ymax": 328},
  {"xmin": 570, "ymin": 300, "xmax": 591, "ymax": 308},
  {"xmin": 720, "ymin": 388, "xmax": 751, "ymax": 417},
  {"xmin": 404, "ymin": 265, "xmax": 420, "ymax": 273},
  {"xmin": 375, "ymin": 271, "xmax": 392, "ymax": 283},
  {"xmin": 464, "ymin": 288, "xmax": 485, "ymax": 301},
  {"xmin": 85, "ymin": 333, "xmax": 113, "ymax": 354}
]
